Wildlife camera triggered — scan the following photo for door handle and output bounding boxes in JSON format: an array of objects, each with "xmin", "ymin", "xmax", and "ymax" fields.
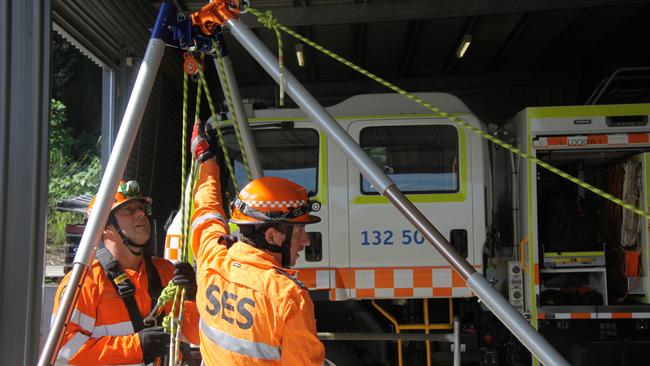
[
  {"xmin": 450, "ymin": 229, "xmax": 468, "ymax": 258},
  {"xmin": 306, "ymin": 232, "xmax": 322, "ymax": 262}
]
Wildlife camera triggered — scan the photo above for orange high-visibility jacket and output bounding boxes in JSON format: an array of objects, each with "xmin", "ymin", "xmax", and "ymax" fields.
[
  {"xmin": 191, "ymin": 159, "xmax": 325, "ymax": 365},
  {"xmin": 51, "ymin": 258, "xmax": 200, "ymax": 365}
]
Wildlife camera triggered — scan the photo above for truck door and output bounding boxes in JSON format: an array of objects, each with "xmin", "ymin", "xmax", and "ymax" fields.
[
  {"xmin": 223, "ymin": 121, "xmax": 330, "ymax": 271},
  {"xmin": 346, "ymin": 118, "xmax": 475, "ymax": 297}
]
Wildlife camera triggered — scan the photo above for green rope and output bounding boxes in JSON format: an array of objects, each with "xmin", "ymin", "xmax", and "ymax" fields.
[
  {"xmin": 180, "ymin": 72, "xmax": 190, "ymax": 262},
  {"xmin": 246, "ymin": 7, "xmax": 650, "ymax": 220},
  {"xmin": 198, "ymin": 68, "xmax": 240, "ymax": 191},
  {"xmin": 196, "ymin": 54, "xmax": 205, "ymax": 121},
  {"xmin": 248, "ymin": 9, "xmax": 285, "ymax": 106},
  {"xmin": 163, "ymin": 287, "xmax": 180, "ymax": 363},
  {"xmin": 173, "ymin": 288, "xmax": 186, "ymax": 364},
  {"xmin": 157, "ymin": 285, "xmax": 182, "ymax": 366},
  {"xmin": 183, "ymin": 55, "xmax": 205, "ymax": 262},
  {"xmin": 155, "ymin": 284, "xmax": 179, "ymax": 318},
  {"xmin": 214, "ymin": 40, "xmax": 253, "ymax": 181}
]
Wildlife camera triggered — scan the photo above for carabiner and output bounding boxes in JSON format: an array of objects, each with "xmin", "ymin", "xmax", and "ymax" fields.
[{"xmin": 144, "ymin": 300, "xmax": 165, "ymax": 327}]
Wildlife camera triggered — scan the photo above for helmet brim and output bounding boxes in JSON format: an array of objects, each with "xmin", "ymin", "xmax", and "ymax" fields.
[
  {"xmin": 230, "ymin": 213, "xmax": 321, "ymax": 226},
  {"xmin": 112, "ymin": 196, "xmax": 153, "ymax": 212}
]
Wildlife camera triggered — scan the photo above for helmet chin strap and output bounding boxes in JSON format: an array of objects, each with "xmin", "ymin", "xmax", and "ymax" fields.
[
  {"xmin": 108, "ymin": 214, "xmax": 148, "ymax": 256},
  {"xmin": 250, "ymin": 225, "xmax": 293, "ymax": 268},
  {"xmin": 281, "ymin": 228, "xmax": 293, "ymax": 268}
]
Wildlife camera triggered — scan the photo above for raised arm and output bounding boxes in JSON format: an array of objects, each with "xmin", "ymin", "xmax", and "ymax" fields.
[{"xmin": 190, "ymin": 120, "xmax": 230, "ymax": 269}]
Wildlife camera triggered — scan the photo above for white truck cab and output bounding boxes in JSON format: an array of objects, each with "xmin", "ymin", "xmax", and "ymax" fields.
[{"xmin": 166, "ymin": 92, "xmax": 491, "ymax": 301}]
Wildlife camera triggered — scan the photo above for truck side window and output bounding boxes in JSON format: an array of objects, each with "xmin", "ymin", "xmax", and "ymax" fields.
[
  {"xmin": 360, "ymin": 125, "xmax": 459, "ymax": 194},
  {"xmin": 224, "ymin": 128, "xmax": 319, "ymax": 197}
]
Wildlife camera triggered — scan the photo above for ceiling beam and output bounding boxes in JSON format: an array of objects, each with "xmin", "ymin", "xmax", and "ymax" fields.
[
  {"xmin": 487, "ymin": 13, "xmax": 532, "ymax": 72},
  {"xmin": 399, "ymin": 20, "xmax": 424, "ymax": 77},
  {"xmin": 352, "ymin": 23, "xmax": 367, "ymax": 80},
  {"xmin": 237, "ymin": 69, "xmax": 579, "ymax": 99},
  {"xmin": 230, "ymin": 0, "xmax": 650, "ymax": 28},
  {"xmin": 532, "ymin": 8, "xmax": 591, "ymax": 70}
]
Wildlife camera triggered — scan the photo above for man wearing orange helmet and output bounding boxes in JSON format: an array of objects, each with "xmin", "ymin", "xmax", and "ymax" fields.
[
  {"xmin": 51, "ymin": 181, "xmax": 200, "ymax": 365},
  {"xmin": 190, "ymin": 119, "xmax": 325, "ymax": 365}
]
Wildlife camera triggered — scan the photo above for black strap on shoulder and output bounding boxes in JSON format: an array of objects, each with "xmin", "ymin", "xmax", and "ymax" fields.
[
  {"xmin": 144, "ymin": 256, "xmax": 162, "ymax": 312},
  {"xmin": 275, "ymin": 267, "xmax": 307, "ymax": 290},
  {"xmin": 96, "ymin": 248, "xmax": 145, "ymax": 331},
  {"xmin": 217, "ymin": 234, "xmax": 238, "ymax": 249}
]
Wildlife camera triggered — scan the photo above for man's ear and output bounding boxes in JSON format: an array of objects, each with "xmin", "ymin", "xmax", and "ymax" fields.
[
  {"xmin": 103, "ymin": 224, "xmax": 117, "ymax": 239},
  {"xmin": 263, "ymin": 227, "xmax": 280, "ymax": 246}
]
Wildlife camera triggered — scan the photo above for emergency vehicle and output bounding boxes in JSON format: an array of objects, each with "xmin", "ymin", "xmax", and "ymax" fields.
[{"xmin": 165, "ymin": 93, "xmax": 650, "ymax": 365}]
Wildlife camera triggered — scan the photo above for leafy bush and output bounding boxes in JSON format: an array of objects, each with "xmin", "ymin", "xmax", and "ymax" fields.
[{"xmin": 47, "ymin": 100, "xmax": 101, "ymax": 249}]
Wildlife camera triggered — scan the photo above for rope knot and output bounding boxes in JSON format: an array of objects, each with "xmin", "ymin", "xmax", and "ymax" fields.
[
  {"xmin": 260, "ymin": 10, "xmax": 278, "ymax": 29},
  {"xmin": 159, "ymin": 283, "xmax": 178, "ymax": 304}
]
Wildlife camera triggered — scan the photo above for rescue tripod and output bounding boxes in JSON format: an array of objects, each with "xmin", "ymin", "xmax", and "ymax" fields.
[{"xmin": 39, "ymin": 2, "xmax": 569, "ymax": 366}]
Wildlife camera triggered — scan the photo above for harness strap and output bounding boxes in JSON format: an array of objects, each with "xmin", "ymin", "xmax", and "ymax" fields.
[
  {"xmin": 144, "ymin": 256, "xmax": 162, "ymax": 313},
  {"xmin": 96, "ymin": 248, "xmax": 144, "ymax": 332},
  {"xmin": 217, "ymin": 235, "xmax": 239, "ymax": 249},
  {"xmin": 96, "ymin": 248, "xmax": 163, "ymax": 332}
]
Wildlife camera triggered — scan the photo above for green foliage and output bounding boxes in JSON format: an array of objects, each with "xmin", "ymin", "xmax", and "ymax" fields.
[
  {"xmin": 51, "ymin": 32, "xmax": 102, "ymax": 138},
  {"xmin": 48, "ymin": 212, "xmax": 83, "ymax": 251},
  {"xmin": 47, "ymin": 99, "xmax": 101, "ymax": 248},
  {"xmin": 51, "ymin": 33, "xmax": 88, "ymax": 101}
]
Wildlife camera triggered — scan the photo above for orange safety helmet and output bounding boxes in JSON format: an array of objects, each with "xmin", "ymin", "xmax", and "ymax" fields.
[
  {"xmin": 230, "ymin": 177, "xmax": 321, "ymax": 225},
  {"xmin": 87, "ymin": 180, "xmax": 152, "ymax": 217}
]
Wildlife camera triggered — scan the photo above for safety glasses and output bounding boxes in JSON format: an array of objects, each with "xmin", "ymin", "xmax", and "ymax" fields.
[{"xmin": 115, "ymin": 201, "xmax": 152, "ymax": 217}]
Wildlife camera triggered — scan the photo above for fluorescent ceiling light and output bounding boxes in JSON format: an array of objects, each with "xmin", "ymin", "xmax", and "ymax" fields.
[
  {"xmin": 295, "ymin": 43, "xmax": 305, "ymax": 67},
  {"xmin": 455, "ymin": 34, "xmax": 472, "ymax": 59}
]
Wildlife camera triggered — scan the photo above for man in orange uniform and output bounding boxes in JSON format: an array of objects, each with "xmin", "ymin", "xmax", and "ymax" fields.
[
  {"xmin": 52, "ymin": 181, "xmax": 200, "ymax": 365},
  {"xmin": 190, "ymin": 120, "xmax": 326, "ymax": 365}
]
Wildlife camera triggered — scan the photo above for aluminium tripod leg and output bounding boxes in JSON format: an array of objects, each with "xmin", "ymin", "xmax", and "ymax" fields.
[
  {"xmin": 225, "ymin": 17, "xmax": 569, "ymax": 366},
  {"xmin": 37, "ymin": 4, "xmax": 174, "ymax": 365},
  {"xmin": 213, "ymin": 35, "xmax": 263, "ymax": 179}
]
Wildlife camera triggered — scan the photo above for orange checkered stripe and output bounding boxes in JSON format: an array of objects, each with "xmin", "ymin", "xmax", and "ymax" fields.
[
  {"xmin": 539, "ymin": 312, "xmax": 650, "ymax": 320},
  {"xmin": 164, "ymin": 234, "xmax": 181, "ymax": 263},
  {"xmin": 297, "ymin": 266, "xmax": 479, "ymax": 301},
  {"xmin": 533, "ymin": 133, "xmax": 650, "ymax": 149}
]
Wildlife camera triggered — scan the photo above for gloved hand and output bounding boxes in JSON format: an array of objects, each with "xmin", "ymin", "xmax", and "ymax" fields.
[
  {"xmin": 191, "ymin": 117, "xmax": 223, "ymax": 163},
  {"xmin": 191, "ymin": 119, "xmax": 214, "ymax": 163},
  {"xmin": 173, "ymin": 261, "xmax": 197, "ymax": 301},
  {"xmin": 138, "ymin": 326, "xmax": 170, "ymax": 364}
]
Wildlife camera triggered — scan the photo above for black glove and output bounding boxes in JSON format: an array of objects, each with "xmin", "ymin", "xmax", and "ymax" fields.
[
  {"xmin": 191, "ymin": 118, "xmax": 223, "ymax": 164},
  {"xmin": 138, "ymin": 326, "xmax": 170, "ymax": 364},
  {"xmin": 173, "ymin": 261, "xmax": 197, "ymax": 301},
  {"xmin": 204, "ymin": 117, "xmax": 224, "ymax": 164}
]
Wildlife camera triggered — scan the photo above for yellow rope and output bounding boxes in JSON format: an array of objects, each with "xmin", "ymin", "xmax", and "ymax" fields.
[
  {"xmin": 173, "ymin": 288, "xmax": 186, "ymax": 363},
  {"xmin": 180, "ymin": 72, "xmax": 189, "ymax": 262},
  {"xmin": 213, "ymin": 40, "xmax": 253, "ymax": 181},
  {"xmin": 249, "ymin": 9, "xmax": 285, "ymax": 106},
  {"xmin": 245, "ymin": 7, "xmax": 650, "ymax": 219},
  {"xmin": 163, "ymin": 287, "xmax": 180, "ymax": 363},
  {"xmin": 197, "ymin": 68, "xmax": 240, "ymax": 191}
]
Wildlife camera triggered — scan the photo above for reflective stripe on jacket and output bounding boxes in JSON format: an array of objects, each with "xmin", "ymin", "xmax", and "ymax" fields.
[
  {"xmin": 51, "ymin": 258, "xmax": 200, "ymax": 365},
  {"xmin": 191, "ymin": 159, "xmax": 325, "ymax": 365}
]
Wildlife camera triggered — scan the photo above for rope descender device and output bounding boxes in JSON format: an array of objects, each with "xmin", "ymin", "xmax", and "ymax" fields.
[
  {"xmin": 183, "ymin": 52, "xmax": 201, "ymax": 75},
  {"xmin": 190, "ymin": 1, "xmax": 249, "ymax": 35}
]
